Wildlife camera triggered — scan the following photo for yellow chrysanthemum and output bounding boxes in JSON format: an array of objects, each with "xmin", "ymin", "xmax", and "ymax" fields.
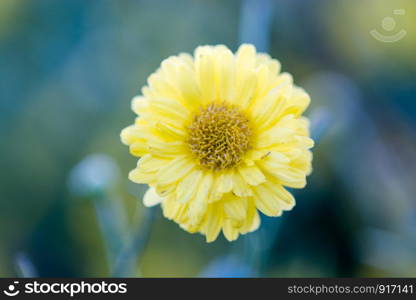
[{"xmin": 121, "ymin": 44, "xmax": 313, "ymax": 242}]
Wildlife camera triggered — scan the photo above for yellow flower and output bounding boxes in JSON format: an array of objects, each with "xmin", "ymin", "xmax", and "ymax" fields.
[{"xmin": 121, "ymin": 44, "xmax": 313, "ymax": 242}]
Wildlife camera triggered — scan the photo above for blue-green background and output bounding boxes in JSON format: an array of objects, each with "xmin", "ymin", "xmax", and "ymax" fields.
[{"xmin": 1, "ymin": 0, "xmax": 416, "ymax": 277}]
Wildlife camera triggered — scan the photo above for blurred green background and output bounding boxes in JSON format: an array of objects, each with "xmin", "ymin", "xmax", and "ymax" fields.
[{"xmin": 1, "ymin": 0, "xmax": 416, "ymax": 277}]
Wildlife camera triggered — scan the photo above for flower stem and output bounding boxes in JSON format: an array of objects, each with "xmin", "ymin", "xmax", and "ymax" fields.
[
  {"xmin": 239, "ymin": 0, "xmax": 275, "ymax": 52},
  {"xmin": 112, "ymin": 205, "xmax": 156, "ymax": 277}
]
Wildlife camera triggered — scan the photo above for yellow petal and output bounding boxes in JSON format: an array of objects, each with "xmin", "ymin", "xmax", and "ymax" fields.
[
  {"xmin": 143, "ymin": 187, "xmax": 163, "ymax": 207},
  {"xmin": 268, "ymin": 183, "xmax": 295, "ymax": 208},
  {"xmin": 120, "ymin": 125, "xmax": 140, "ymax": 145},
  {"xmin": 259, "ymin": 152, "xmax": 290, "ymax": 169},
  {"xmin": 243, "ymin": 149, "xmax": 267, "ymax": 165},
  {"xmin": 253, "ymin": 64, "xmax": 270, "ymax": 98},
  {"xmin": 195, "ymin": 46, "xmax": 217, "ymax": 103},
  {"xmin": 295, "ymin": 136, "xmax": 315, "ymax": 149},
  {"xmin": 155, "ymin": 121, "xmax": 186, "ymax": 139},
  {"xmin": 131, "ymin": 96, "xmax": 148, "ymax": 115},
  {"xmin": 240, "ymin": 201, "xmax": 261, "ymax": 234},
  {"xmin": 203, "ymin": 204, "xmax": 223, "ymax": 243},
  {"xmin": 234, "ymin": 71, "xmax": 257, "ymax": 107},
  {"xmin": 138, "ymin": 155, "xmax": 169, "ymax": 173},
  {"xmin": 176, "ymin": 170, "xmax": 202, "ymax": 203},
  {"xmin": 157, "ymin": 156, "xmax": 194, "ymax": 185},
  {"xmin": 148, "ymin": 140, "xmax": 186, "ymax": 157},
  {"xmin": 256, "ymin": 53, "xmax": 281, "ymax": 75},
  {"xmin": 238, "ymin": 164, "xmax": 266, "ymax": 186},
  {"xmin": 234, "ymin": 44, "xmax": 257, "ymax": 107},
  {"xmin": 232, "ymin": 171, "xmax": 253, "ymax": 197},
  {"xmin": 283, "ymin": 87, "xmax": 311, "ymax": 117},
  {"xmin": 150, "ymin": 96, "xmax": 190, "ymax": 121},
  {"xmin": 178, "ymin": 52, "xmax": 194, "ymax": 67},
  {"xmin": 256, "ymin": 126, "xmax": 295, "ymax": 149},
  {"xmin": 248, "ymin": 209, "xmax": 261, "ymax": 232},
  {"xmin": 217, "ymin": 171, "xmax": 233, "ymax": 194},
  {"xmin": 147, "ymin": 72, "xmax": 180, "ymax": 101},
  {"xmin": 208, "ymin": 172, "xmax": 233, "ymax": 203},
  {"xmin": 188, "ymin": 172, "xmax": 213, "ymax": 225},
  {"xmin": 273, "ymin": 167, "xmax": 306, "ymax": 186},
  {"xmin": 218, "ymin": 47, "xmax": 236, "ymax": 102},
  {"xmin": 223, "ymin": 195, "xmax": 247, "ymax": 221},
  {"xmin": 176, "ymin": 63, "xmax": 201, "ymax": 106},
  {"xmin": 129, "ymin": 141, "xmax": 147, "ymax": 157},
  {"xmin": 162, "ymin": 195, "xmax": 188, "ymax": 222},
  {"xmin": 128, "ymin": 168, "xmax": 155, "ymax": 184},
  {"xmin": 236, "ymin": 44, "xmax": 256, "ymax": 82},
  {"xmin": 222, "ymin": 219, "xmax": 239, "ymax": 241},
  {"xmin": 253, "ymin": 184, "xmax": 284, "ymax": 217},
  {"xmin": 250, "ymin": 82, "xmax": 290, "ymax": 129}
]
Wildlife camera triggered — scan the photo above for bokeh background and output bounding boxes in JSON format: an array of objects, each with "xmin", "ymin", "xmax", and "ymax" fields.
[{"xmin": 1, "ymin": 0, "xmax": 416, "ymax": 277}]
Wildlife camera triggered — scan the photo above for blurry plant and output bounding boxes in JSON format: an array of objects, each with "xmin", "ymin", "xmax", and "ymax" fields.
[
  {"xmin": 304, "ymin": 71, "xmax": 416, "ymax": 276},
  {"xmin": 67, "ymin": 153, "xmax": 127, "ymax": 271},
  {"xmin": 360, "ymin": 228, "xmax": 416, "ymax": 276},
  {"xmin": 15, "ymin": 252, "xmax": 38, "ymax": 278},
  {"xmin": 112, "ymin": 206, "xmax": 156, "ymax": 277},
  {"xmin": 200, "ymin": 255, "xmax": 254, "ymax": 278},
  {"xmin": 67, "ymin": 154, "xmax": 120, "ymax": 198},
  {"xmin": 239, "ymin": 0, "xmax": 274, "ymax": 52}
]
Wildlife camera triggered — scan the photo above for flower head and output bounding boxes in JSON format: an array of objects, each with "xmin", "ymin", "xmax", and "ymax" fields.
[{"xmin": 121, "ymin": 44, "xmax": 313, "ymax": 242}]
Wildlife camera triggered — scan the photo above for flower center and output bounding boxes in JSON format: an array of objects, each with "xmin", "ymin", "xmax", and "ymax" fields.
[{"xmin": 187, "ymin": 102, "xmax": 252, "ymax": 170}]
